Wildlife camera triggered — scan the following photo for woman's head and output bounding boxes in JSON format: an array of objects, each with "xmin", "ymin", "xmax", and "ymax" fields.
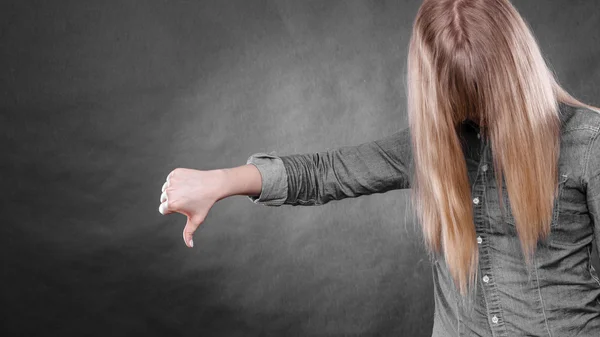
[{"xmin": 406, "ymin": 0, "xmax": 595, "ymax": 296}]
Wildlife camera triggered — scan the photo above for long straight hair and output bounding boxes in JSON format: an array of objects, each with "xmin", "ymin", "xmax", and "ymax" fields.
[{"xmin": 407, "ymin": 0, "xmax": 600, "ymax": 296}]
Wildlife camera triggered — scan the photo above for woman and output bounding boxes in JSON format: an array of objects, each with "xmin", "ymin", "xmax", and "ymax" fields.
[{"xmin": 158, "ymin": 0, "xmax": 600, "ymax": 335}]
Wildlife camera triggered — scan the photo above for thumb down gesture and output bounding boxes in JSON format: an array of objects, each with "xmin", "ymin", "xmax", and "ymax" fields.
[{"xmin": 159, "ymin": 168, "xmax": 224, "ymax": 248}]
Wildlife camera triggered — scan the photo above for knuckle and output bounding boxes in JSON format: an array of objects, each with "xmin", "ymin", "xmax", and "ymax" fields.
[
  {"xmin": 168, "ymin": 199, "xmax": 179, "ymax": 210},
  {"xmin": 172, "ymin": 167, "xmax": 185, "ymax": 176}
]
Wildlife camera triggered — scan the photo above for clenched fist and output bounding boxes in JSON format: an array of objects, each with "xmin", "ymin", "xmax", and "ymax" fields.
[{"xmin": 159, "ymin": 168, "xmax": 226, "ymax": 248}]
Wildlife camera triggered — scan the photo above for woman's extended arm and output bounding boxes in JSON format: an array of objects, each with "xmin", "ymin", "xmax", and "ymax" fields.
[
  {"xmin": 159, "ymin": 127, "xmax": 413, "ymax": 247},
  {"xmin": 246, "ymin": 127, "xmax": 413, "ymax": 206}
]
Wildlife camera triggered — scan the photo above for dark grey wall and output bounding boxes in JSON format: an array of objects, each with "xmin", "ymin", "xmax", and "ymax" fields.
[{"xmin": 1, "ymin": 1, "xmax": 599, "ymax": 336}]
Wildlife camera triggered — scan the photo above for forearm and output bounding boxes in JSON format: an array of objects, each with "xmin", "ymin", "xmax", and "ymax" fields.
[
  {"xmin": 237, "ymin": 128, "xmax": 413, "ymax": 207},
  {"xmin": 282, "ymin": 129, "xmax": 413, "ymax": 206},
  {"xmin": 218, "ymin": 164, "xmax": 263, "ymax": 201}
]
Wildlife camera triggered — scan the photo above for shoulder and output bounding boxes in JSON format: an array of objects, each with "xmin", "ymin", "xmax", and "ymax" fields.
[
  {"xmin": 561, "ymin": 102, "xmax": 600, "ymax": 135},
  {"xmin": 558, "ymin": 103, "xmax": 600, "ymax": 184}
]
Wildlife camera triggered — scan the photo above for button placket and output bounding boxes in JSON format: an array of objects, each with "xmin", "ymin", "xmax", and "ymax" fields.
[{"xmin": 477, "ymin": 151, "xmax": 507, "ymax": 337}]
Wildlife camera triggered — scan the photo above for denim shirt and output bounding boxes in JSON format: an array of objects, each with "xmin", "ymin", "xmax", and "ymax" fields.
[{"xmin": 246, "ymin": 102, "xmax": 600, "ymax": 336}]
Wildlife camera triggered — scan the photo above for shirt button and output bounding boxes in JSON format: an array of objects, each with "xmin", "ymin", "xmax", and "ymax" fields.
[
  {"xmin": 483, "ymin": 275, "xmax": 490, "ymax": 283},
  {"xmin": 477, "ymin": 133, "xmax": 481, "ymax": 139},
  {"xmin": 473, "ymin": 197, "xmax": 480, "ymax": 205},
  {"xmin": 492, "ymin": 315, "xmax": 499, "ymax": 324},
  {"xmin": 481, "ymin": 164, "xmax": 488, "ymax": 172},
  {"xmin": 477, "ymin": 236, "xmax": 482, "ymax": 244}
]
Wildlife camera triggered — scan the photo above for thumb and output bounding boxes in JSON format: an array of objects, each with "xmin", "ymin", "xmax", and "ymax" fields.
[{"xmin": 183, "ymin": 216, "xmax": 200, "ymax": 248}]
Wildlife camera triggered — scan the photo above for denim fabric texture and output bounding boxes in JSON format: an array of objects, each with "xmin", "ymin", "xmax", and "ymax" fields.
[
  {"xmin": 246, "ymin": 102, "xmax": 600, "ymax": 336},
  {"xmin": 246, "ymin": 152, "xmax": 288, "ymax": 206}
]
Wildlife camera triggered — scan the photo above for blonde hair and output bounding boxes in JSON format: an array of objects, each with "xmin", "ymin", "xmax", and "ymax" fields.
[{"xmin": 407, "ymin": 0, "xmax": 599, "ymax": 296}]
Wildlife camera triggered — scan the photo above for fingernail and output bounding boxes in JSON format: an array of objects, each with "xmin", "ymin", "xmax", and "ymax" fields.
[
  {"xmin": 189, "ymin": 239, "xmax": 194, "ymax": 248},
  {"xmin": 159, "ymin": 202, "xmax": 167, "ymax": 215},
  {"xmin": 160, "ymin": 191, "xmax": 167, "ymax": 202}
]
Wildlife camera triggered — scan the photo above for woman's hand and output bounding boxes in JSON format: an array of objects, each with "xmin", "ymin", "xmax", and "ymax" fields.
[{"xmin": 158, "ymin": 168, "xmax": 227, "ymax": 248}]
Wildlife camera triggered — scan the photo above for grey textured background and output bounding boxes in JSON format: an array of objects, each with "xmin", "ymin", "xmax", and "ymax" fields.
[{"xmin": 1, "ymin": 1, "xmax": 599, "ymax": 336}]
